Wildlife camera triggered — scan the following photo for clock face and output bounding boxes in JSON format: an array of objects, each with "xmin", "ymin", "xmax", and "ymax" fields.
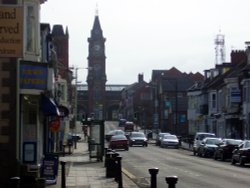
[
  {"xmin": 92, "ymin": 44, "xmax": 101, "ymax": 56},
  {"xmin": 93, "ymin": 44, "xmax": 101, "ymax": 51}
]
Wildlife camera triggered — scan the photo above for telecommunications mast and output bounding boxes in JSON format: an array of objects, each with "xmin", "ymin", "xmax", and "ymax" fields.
[{"xmin": 214, "ymin": 31, "xmax": 225, "ymax": 65}]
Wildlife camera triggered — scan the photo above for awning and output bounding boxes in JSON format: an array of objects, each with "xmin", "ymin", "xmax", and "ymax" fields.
[{"xmin": 40, "ymin": 95, "xmax": 60, "ymax": 116}]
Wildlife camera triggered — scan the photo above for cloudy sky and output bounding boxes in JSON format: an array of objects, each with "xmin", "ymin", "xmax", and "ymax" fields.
[{"xmin": 41, "ymin": 0, "xmax": 250, "ymax": 84}]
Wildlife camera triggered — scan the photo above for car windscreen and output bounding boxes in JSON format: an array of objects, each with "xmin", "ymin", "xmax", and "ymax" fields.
[
  {"xmin": 164, "ymin": 135, "xmax": 177, "ymax": 140},
  {"xmin": 198, "ymin": 134, "xmax": 215, "ymax": 140},
  {"xmin": 206, "ymin": 139, "xmax": 221, "ymax": 145},
  {"xmin": 245, "ymin": 141, "xmax": 250, "ymax": 148},
  {"xmin": 226, "ymin": 139, "xmax": 242, "ymax": 145},
  {"xmin": 131, "ymin": 133, "xmax": 145, "ymax": 137},
  {"xmin": 111, "ymin": 135, "xmax": 127, "ymax": 140}
]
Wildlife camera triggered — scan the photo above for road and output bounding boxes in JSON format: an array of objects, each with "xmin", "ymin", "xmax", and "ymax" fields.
[{"xmin": 105, "ymin": 121, "xmax": 250, "ymax": 188}]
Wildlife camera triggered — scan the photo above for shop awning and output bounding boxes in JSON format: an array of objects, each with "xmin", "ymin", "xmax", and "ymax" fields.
[{"xmin": 40, "ymin": 95, "xmax": 60, "ymax": 116}]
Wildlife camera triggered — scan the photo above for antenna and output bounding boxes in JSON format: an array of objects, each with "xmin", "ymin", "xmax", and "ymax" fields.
[{"xmin": 214, "ymin": 30, "xmax": 225, "ymax": 65}]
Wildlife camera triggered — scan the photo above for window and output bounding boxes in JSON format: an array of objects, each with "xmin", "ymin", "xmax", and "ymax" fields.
[
  {"xmin": 24, "ymin": 2, "xmax": 39, "ymax": 56},
  {"xmin": 212, "ymin": 93, "xmax": 216, "ymax": 108}
]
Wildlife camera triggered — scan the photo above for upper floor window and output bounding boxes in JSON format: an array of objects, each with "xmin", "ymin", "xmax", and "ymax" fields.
[
  {"xmin": 24, "ymin": 2, "xmax": 39, "ymax": 56},
  {"xmin": 243, "ymin": 80, "xmax": 250, "ymax": 103},
  {"xmin": 212, "ymin": 93, "xmax": 216, "ymax": 108}
]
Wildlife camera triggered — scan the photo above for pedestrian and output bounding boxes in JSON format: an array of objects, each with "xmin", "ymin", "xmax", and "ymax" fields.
[{"xmin": 83, "ymin": 126, "xmax": 88, "ymax": 141}]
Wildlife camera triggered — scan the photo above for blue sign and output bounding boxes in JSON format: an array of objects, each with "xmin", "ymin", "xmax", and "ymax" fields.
[
  {"xmin": 20, "ymin": 64, "xmax": 47, "ymax": 89},
  {"xmin": 41, "ymin": 154, "xmax": 58, "ymax": 181}
]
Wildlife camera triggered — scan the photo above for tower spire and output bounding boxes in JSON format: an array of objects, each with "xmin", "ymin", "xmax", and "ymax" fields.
[{"xmin": 95, "ymin": 3, "xmax": 99, "ymax": 16}]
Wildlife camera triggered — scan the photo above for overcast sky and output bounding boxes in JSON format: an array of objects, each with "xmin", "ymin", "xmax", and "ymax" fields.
[{"xmin": 41, "ymin": 0, "xmax": 250, "ymax": 84}]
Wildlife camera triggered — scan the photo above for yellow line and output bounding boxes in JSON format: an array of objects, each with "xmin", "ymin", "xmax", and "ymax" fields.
[{"xmin": 122, "ymin": 167, "xmax": 136, "ymax": 179}]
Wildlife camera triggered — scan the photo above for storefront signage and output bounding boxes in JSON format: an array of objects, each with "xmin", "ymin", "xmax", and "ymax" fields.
[
  {"xmin": 41, "ymin": 155, "xmax": 58, "ymax": 181},
  {"xmin": 0, "ymin": 6, "xmax": 23, "ymax": 57},
  {"xmin": 20, "ymin": 64, "xmax": 47, "ymax": 90}
]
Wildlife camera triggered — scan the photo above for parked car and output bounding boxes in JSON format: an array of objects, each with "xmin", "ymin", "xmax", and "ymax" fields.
[
  {"xmin": 193, "ymin": 132, "xmax": 216, "ymax": 156},
  {"xmin": 109, "ymin": 135, "xmax": 129, "ymax": 151},
  {"xmin": 156, "ymin": 132, "xmax": 171, "ymax": 146},
  {"xmin": 105, "ymin": 129, "xmax": 125, "ymax": 142},
  {"xmin": 128, "ymin": 132, "xmax": 148, "ymax": 147},
  {"xmin": 213, "ymin": 139, "xmax": 243, "ymax": 161},
  {"xmin": 231, "ymin": 140, "xmax": 250, "ymax": 166},
  {"xmin": 68, "ymin": 133, "xmax": 82, "ymax": 142},
  {"xmin": 118, "ymin": 119, "xmax": 127, "ymax": 127},
  {"xmin": 197, "ymin": 137, "xmax": 222, "ymax": 157},
  {"xmin": 161, "ymin": 134, "xmax": 179, "ymax": 148}
]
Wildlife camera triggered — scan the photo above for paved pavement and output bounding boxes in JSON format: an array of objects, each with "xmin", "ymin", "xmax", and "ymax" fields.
[{"xmin": 46, "ymin": 137, "xmax": 139, "ymax": 188}]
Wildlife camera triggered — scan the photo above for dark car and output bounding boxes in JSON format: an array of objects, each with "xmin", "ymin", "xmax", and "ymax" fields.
[
  {"xmin": 68, "ymin": 133, "xmax": 82, "ymax": 142},
  {"xmin": 118, "ymin": 119, "xmax": 127, "ymax": 127},
  {"xmin": 231, "ymin": 140, "xmax": 250, "ymax": 166},
  {"xmin": 193, "ymin": 132, "xmax": 216, "ymax": 156},
  {"xmin": 109, "ymin": 135, "xmax": 129, "ymax": 151},
  {"xmin": 156, "ymin": 132, "xmax": 171, "ymax": 146},
  {"xmin": 105, "ymin": 130, "xmax": 125, "ymax": 142},
  {"xmin": 214, "ymin": 139, "xmax": 243, "ymax": 161},
  {"xmin": 197, "ymin": 137, "xmax": 222, "ymax": 157},
  {"xmin": 129, "ymin": 132, "xmax": 148, "ymax": 147}
]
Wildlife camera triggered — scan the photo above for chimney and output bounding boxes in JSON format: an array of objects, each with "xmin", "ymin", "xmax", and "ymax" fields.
[{"xmin": 138, "ymin": 73, "xmax": 144, "ymax": 83}]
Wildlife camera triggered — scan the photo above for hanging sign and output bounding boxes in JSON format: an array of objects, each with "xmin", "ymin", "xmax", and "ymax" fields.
[{"xmin": 49, "ymin": 116, "xmax": 60, "ymax": 132}]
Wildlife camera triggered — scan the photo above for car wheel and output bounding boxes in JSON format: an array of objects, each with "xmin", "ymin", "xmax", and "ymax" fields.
[
  {"xmin": 239, "ymin": 157, "xmax": 245, "ymax": 166},
  {"xmin": 231, "ymin": 158, "xmax": 236, "ymax": 165},
  {"xmin": 221, "ymin": 154, "xmax": 225, "ymax": 161},
  {"xmin": 213, "ymin": 153, "xmax": 217, "ymax": 160},
  {"xmin": 126, "ymin": 147, "xmax": 129, "ymax": 151}
]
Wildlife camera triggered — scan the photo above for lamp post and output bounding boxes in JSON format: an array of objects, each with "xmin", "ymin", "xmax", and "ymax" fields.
[
  {"xmin": 147, "ymin": 84, "xmax": 159, "ymax": 134},
  {"xmin": 70, "ymin": 66, "xmax": 90, "ymax": 148},
  {"xmin": 167, "ymin": 79, "xmax": 178, "ymax": 135},
  {"xmin": 159, "ymin": 76, "xmax": 178, "ymax": 135}
]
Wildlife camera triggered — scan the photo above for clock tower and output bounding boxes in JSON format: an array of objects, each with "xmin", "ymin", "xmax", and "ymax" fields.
[{"xmin": 87, "ymin": 12, "xmax": 107, "ymax": 120}]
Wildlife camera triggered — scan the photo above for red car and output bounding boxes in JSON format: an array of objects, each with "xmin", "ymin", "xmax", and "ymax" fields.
[{"xmin": 109, "ymin": 135, "xmax": 129, "ymax": 151}]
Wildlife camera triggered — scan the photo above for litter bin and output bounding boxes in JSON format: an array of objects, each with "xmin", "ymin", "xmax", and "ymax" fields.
[
  {"xmin": 106, "ymin": 151, "xmax": 120, "ymax": 178},
  {"xmin": 88, "ymin": 139, "xmax": 95, "ymax": 151}
]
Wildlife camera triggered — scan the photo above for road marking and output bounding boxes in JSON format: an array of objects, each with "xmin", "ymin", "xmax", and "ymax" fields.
[{"xmin": 122, "ymin": 167, "xmax": 136, "ymax": 179}]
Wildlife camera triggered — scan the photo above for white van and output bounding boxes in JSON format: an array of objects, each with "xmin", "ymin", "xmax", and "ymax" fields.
[{"xmin": 193, "ymin": 132, "xmax": 216, "ymax": 156}]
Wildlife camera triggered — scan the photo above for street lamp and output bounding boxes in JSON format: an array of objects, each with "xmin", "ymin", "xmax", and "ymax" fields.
[
  {"xmin": 70, "ymin": 66, "xmax": 90, "ymax": 148},
  {"xmin": 160, "ymin": 78, "xmax": 178, "ymax": 135},
  {"xmin": 147, "ymin": 83, "xmax": 159, "ymax": 133}
]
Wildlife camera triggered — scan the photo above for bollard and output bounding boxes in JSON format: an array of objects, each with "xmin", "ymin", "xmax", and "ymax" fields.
[
  {"xmin": 165, "ymin": 176, "xmax": 178, "ymax": 188},
  {"xmin": 60, "ymin": 161, "xmax": 66, "ymax": 188},
  {"xmin": 9, "ymin": 177, "xmax": 20, "ymax": 188},
  {"xmin": 104, "ymin": 148, "xmax": 113, "ymax": 167},
  {"xmin": 115, "ymin": 156, "xmax": 123, "ymax": 188},
  {"xmin": 74, "ymin": 139, "xmax": 77, "ymax": 149},
  {"xmin": 148, "ymin": 168, "xmax": 159, "ymax": 188},
  {"xmin": 63, "ymin": 144, "xmax": 66, "ymax": 156}
]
